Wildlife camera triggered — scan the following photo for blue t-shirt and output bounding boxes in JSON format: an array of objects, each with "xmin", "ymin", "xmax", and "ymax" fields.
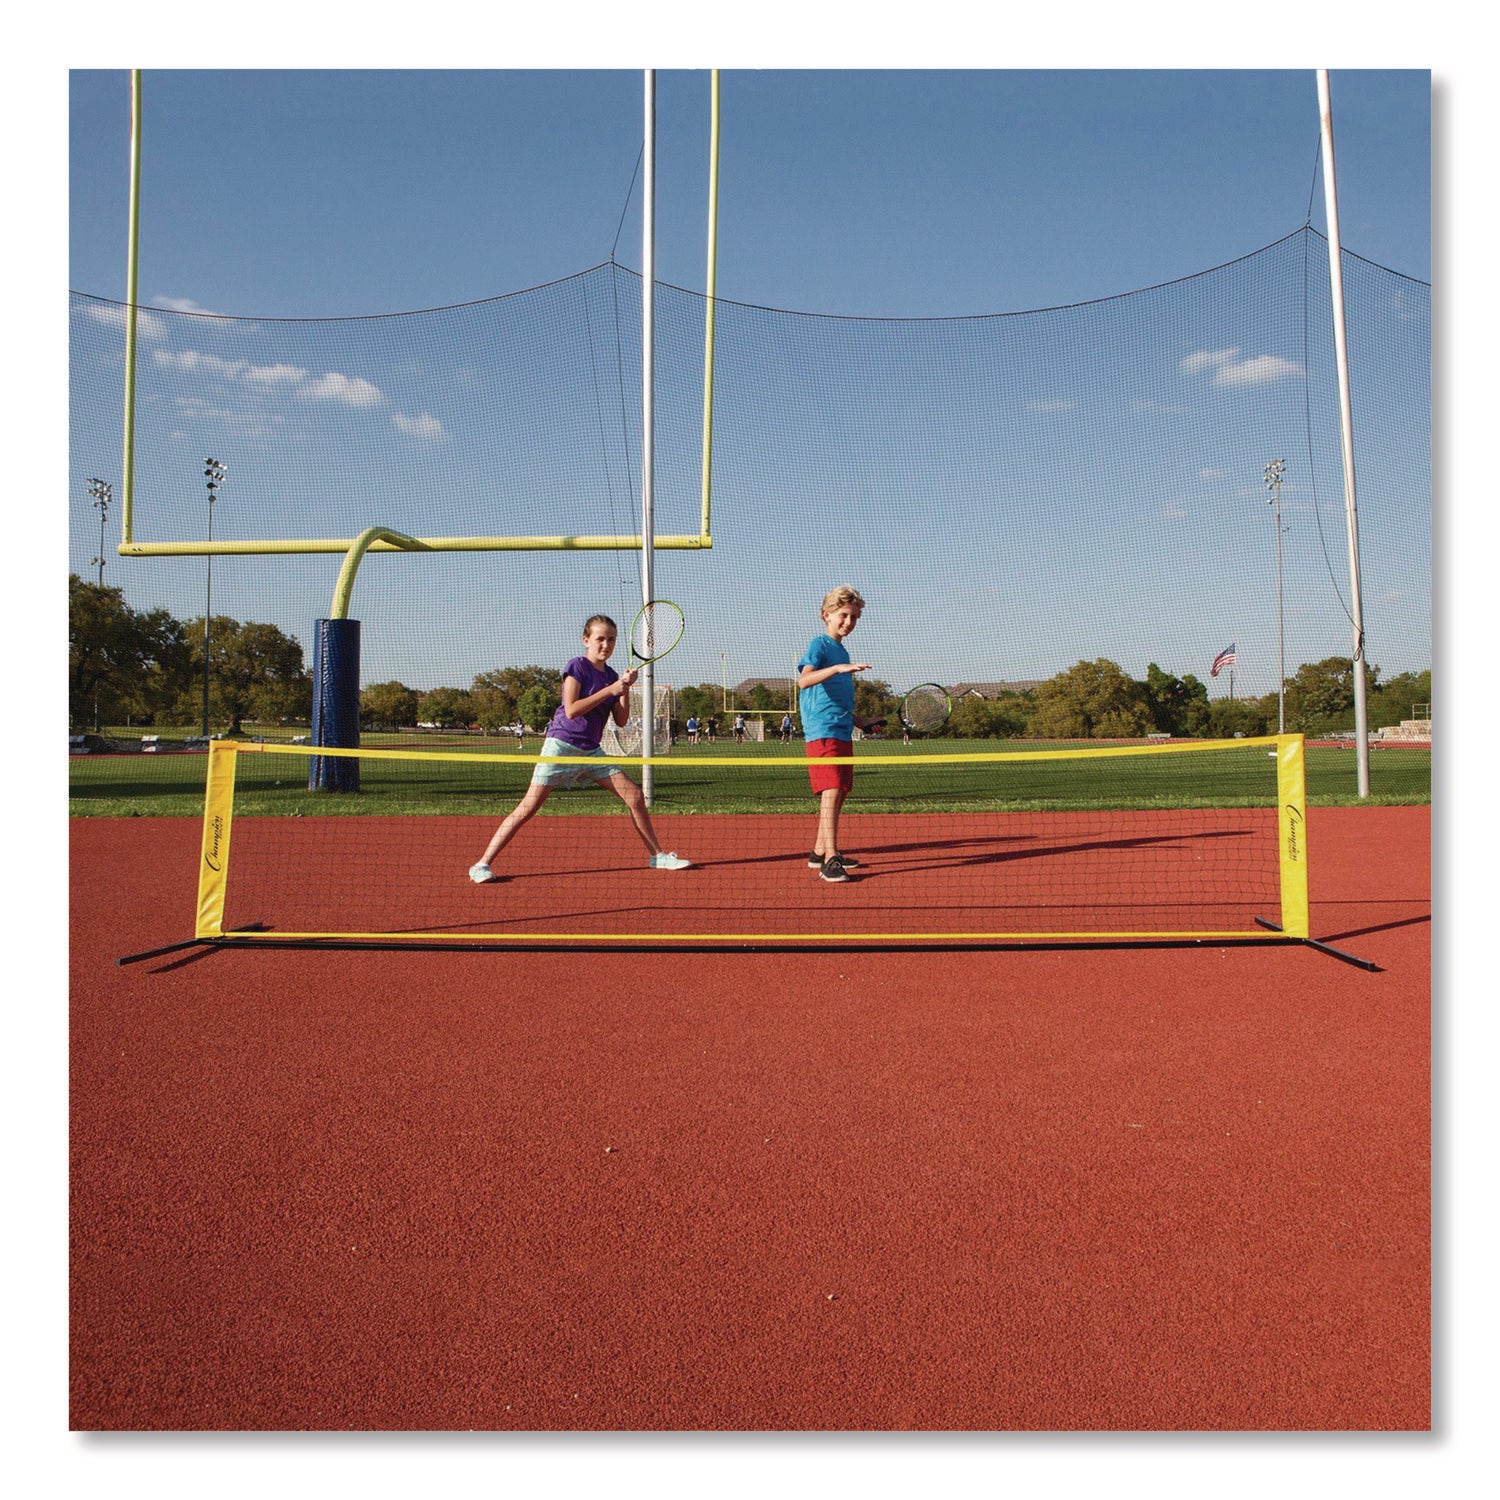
[
  {"xmin": 798, "ymin": 632, "xmax": 854, "ymax": 741},
  {"xmin": 546, "ymin": 655, "xmax": 618, "ymax": 749}
]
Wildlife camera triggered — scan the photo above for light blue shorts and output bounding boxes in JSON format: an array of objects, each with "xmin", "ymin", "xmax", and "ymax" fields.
[{"xmin": 530, "ymin": 736, "xmax": 625, "ymax": 789}]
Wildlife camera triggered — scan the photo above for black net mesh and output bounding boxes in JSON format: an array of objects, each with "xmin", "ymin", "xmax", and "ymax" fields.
[{"xmin": 70, "ymin": 229, "xmax": 1429, "ymax": 714}]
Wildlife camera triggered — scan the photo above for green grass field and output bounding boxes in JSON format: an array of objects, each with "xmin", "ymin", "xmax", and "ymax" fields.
[{"xmin": 68, "ymin": 734, "xmax": 1432, "ymax": 819}]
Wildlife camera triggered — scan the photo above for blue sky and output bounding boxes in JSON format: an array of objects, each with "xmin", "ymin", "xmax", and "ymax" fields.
[
  {"xmin": 68, "ymin": 66, "xmax": 1432, "ymax": 702},
  {"xmin": 68, "ymin": 68, "xmax": 1431, "ymax": 316}
]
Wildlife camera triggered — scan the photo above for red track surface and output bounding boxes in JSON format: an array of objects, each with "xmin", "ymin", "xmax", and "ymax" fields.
[{"xmin": 69, "ymin": 808, "xmax": 1430, "ymax": 1430}]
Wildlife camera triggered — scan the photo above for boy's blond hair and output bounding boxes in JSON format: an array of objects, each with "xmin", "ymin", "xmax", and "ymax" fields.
[{"xmin": 820, "ymin": 585, "xmax": 866, "ymax": 618}]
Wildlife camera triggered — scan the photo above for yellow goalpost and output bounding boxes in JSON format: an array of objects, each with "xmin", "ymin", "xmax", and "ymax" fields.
[{"xmin": 114, "ymin": 69, "xmax": 723, "ymax": 594}]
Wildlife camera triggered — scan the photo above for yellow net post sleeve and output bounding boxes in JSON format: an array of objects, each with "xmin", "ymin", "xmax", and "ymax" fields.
[
  {"xmin": 1275, "ymin": 733, "xmax": 1310, "ymax": 940},
  {"xmin": 195, "ymin": 741, "xmax": 238, "ymax": 938}
]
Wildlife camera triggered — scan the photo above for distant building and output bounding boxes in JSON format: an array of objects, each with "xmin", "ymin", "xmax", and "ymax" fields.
[
  {"xmin": 949, "ymin": 680, "xmax": 1041, "ymax": 699},
  {"xmin": 728, "ymin": 677, "xmax": 1040, "ymax": 703}
]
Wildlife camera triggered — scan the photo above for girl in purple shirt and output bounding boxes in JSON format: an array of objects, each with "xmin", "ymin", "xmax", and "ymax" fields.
[{"xmin": 469, "ymin": 615, "xmax": 691, "ymax": 882}]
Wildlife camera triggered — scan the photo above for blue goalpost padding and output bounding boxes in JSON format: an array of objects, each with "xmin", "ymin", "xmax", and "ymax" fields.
[{"xmin": 309, "ymin": 618, "xmax": 361, "ymax": 792}]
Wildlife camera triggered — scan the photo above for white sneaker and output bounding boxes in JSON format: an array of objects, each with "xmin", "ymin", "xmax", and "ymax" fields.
[
  {"xmin": 649, "ymin": 851, "xmax": 692, "ymax": 870},
  {"xmin": 469, "ymin": 862, "xmax": 497, "ymax": 884}
]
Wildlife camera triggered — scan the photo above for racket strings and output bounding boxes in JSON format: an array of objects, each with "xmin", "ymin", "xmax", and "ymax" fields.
[
  {"xmin": 902, "ymin": 685, "xmax": 950, "ymax": 732},
  {"xmin": 632, "ymin": 600, "xmax": 684, "ymax": 662},
  {"xmin": 634, "ymin": 609, "xmax": 659, "ymax": 659}
]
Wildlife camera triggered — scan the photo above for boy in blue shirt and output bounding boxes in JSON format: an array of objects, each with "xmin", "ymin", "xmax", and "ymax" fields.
[{"xmin": 797, "ymin": 586, "xmax": 869, "ymax": 882}]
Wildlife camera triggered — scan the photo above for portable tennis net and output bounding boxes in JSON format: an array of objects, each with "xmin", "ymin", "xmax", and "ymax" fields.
[{"xmin": 136, "ymin": 733, "xmax": 1344, "ymax": 959}]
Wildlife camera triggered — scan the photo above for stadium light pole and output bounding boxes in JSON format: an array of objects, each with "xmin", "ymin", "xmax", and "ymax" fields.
[
  {"xmin": 202, "ymin": 459, "xmax": 227, "ymax": 739},
  {"xmin": 1264, "ymin": 458, "xmax": 1287, "ymax": 734},
  {"xmin": 88, "ymin": 478, "xmax": 113, "ymax": 585},
  {"xmin": 87, "ymin": 477, "xmax": 114, "ymax": 731}
]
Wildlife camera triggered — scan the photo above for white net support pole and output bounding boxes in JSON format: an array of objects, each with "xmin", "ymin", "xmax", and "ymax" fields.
[
  {"xmin": 640, "ymin": 67, "xmax": 657, "ymax": 806},
  {"xmin": 1317, "ymin": 69, "xmax": 1372, "ymax": 798}
]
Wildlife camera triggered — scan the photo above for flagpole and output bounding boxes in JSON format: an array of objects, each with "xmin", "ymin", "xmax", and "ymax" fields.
[{"xmin": 1211, "ymin": 644, "xmax": 1237, "ymax": 701}]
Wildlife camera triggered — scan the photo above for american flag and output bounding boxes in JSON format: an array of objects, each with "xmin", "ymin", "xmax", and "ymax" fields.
[{"xmin": 1210, "ymin": 643, "xmax": 1237, "ymax": 678}]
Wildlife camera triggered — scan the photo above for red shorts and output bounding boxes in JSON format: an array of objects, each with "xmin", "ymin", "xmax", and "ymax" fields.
[{"xmin": 806, "ymin": 737, "xmax": 854, "ymax": 793}]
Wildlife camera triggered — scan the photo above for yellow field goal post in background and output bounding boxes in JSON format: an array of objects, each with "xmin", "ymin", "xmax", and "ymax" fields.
[
  {"xmin": 114, "ymin": 70, "xmax": 723, "ymax": 810},
  {"xmin": 114, "ymin": 71, "xmax": 721, "ymax": 574}
]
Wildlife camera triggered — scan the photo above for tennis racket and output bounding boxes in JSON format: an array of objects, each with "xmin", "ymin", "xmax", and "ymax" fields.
[
  {"xmin": 898, "ymin": 683, "xmax": 952, "ymax": 734},
  {"xmin": 628, "ymin": 598, "xmax": 686, "ymax": 669}
]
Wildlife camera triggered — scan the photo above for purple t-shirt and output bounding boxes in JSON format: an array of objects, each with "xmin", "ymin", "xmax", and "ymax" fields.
[{"xmin": 545, "ymin": 655, "xmax": 619, "ymax": 750}]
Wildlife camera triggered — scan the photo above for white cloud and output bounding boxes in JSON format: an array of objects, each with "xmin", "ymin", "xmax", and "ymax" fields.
[
  {"xmin": 147, "ymin": 350, "xmax": 394, "ymax": 428},
  {"xmin": 152, "ymin": 349, "xmax": 248, "ymax": 379},
  {"xmin": 1390, "ymin": 288, "xmax": 1428, "ymax": 324},
  {"xmin": 1214, "ymin": 353, "xmax": 1302, "ymax": 387},
  {"xmin": 1199, "ymin": 467, "xmax": 1227, "ymax": 479},
  {"xmin": 243, "ymin": 363, "xmax": 308, "ymax": 387},
  {"xmin": 1180, "ymin": 346, "xmax": 1302, "ymax": 387},
  {"xmin": 171, "ymin": 395, "xmax": 278, "ymax": 436},
  {"xmin": 392, "ymin": 411, "xmax": 446, "ymax": 440},
  {"xmin": 153, "ymin": 296, "xmax": 219, "ymax": 315},
  {"xmin": 1026, "ymin": 398, "xmax": 1074, "ymax": 413},
  {"xmin": 80, "ymin": 302, "xmax": 167, "ymax": 340},
  {"xmin": 302, "ymin": 371, "xmax": 384, "ymax": 407},
  {"xmin": 1180, "ymin": 348, "xmax": 1237, "ymax": 377},
  {"xmin": 153, "ymin": 353, "xmax": 310, "ymax": 392}
]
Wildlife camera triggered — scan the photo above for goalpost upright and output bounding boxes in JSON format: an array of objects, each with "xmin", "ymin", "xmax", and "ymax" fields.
[{"xmin": 113, "ymin": 69, "xmax": 723, "ymax": 801}]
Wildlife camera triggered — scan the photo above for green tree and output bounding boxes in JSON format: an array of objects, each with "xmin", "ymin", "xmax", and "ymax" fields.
[
  {"xmin": 994, "ymin": 691, "xmax": 1036, "ymax": 737},
  {"xmin": 1028, "ymin": 659, "xmax": 1154, "ymax": 739},
  {"xmin": 467, "ymin": 687, "xmax": 514, "ymax": 733},
  {"xmin": 229, "ymin": 620, "xmax": 312, "ymax": 727},
  {"xmin": 949, "ymin": 693, "xmax": 1030, "ymax": 739},
  {"xmin": 749, "ymin": 682, "xmax": 774, "ymax": 711},
  {"xmin": 677, "ymin": 684, "xmax": 719, "ymax": 723},
  {"xmin": 172, "ymin": 616, "xmax": 311, "ymax": 733},
  {"xmin": 418, "ymin": 687, "xmax": 474, "ymax": 729},
  {"xmin": 69, "ymin": 575, "xmax": 192, "ymax": 729},
  {"xmin": 473, "ymin": 665, "xmax": 561, "ymax": 706},
  {"xmin": 516, "ymin": 683, "xmax": 558, "ymax": 731},
  {"xmin": 472, "ymin": 667, "xmax": 561, "ymax": 731},
  {"xmin": 853, "ymin": 677, "xmax": 899, "ymax": 730},
  {"xmin": 1206, "ymin": 698, "xmax": 1272, "ymax": 738},
  {"xmin": 1282, "ymin": 656, "xmax": 1379, "ymax": 736},
  {"xmin": 361, "ymin": 680, "xmax": 419, "ymax": 730},
  {"xmin": 1143, "ymin": 663, "xmax": 1211, "ymax": 737},
  {"xmin": 1367, "ymin": 668, "xmax": 1431, "ymax": 729}
]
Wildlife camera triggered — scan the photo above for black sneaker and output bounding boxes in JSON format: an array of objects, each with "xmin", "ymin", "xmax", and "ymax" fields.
[
  {"xmin": 808, "ymin": 852, "xmax": 860, "ymax": 869},
  {"xmin": 818, "ymin": 854, "xmax": 851, "ymax": 883}
]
